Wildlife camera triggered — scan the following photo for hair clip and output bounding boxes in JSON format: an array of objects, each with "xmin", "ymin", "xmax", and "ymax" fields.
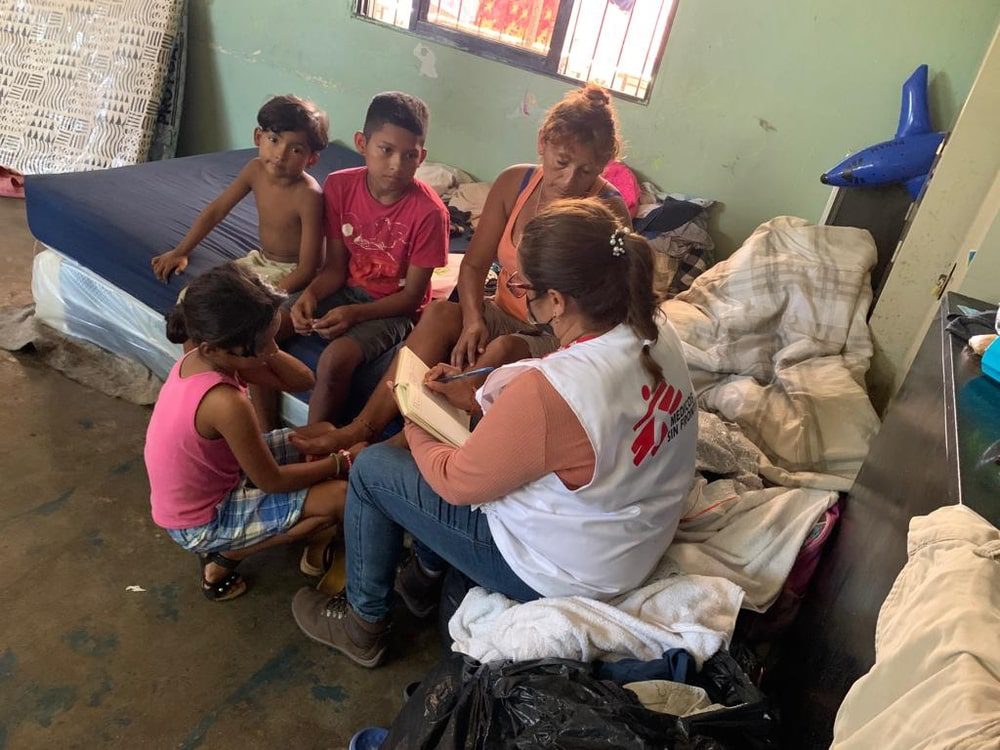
[{"xmin": 609, "ymin": 227, "xmax": 627, "ymax": 257}]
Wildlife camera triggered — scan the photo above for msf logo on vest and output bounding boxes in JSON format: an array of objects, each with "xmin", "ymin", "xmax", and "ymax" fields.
[{"xmin": 631, "ymin": 381, "xmax": 696, "ymax": 466}]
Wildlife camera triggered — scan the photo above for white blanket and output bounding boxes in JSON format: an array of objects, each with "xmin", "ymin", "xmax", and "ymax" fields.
[
  {"xmin": 449, "ymin": 217, "xmax": 878, "ymax": 663},
  {"xmin": 449, "ymin": 574, "xmax": 743, "ymax": 668}
]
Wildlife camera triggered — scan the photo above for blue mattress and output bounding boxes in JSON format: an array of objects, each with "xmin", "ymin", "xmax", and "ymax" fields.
[{"xmin": 25, "ymin": 144, "xmax": 467, "ymax": 380}]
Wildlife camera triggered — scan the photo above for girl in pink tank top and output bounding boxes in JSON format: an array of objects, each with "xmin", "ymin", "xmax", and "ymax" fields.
[{"xmin": 144, "ymin": 263, "xmax": 352, "ymax": 602}]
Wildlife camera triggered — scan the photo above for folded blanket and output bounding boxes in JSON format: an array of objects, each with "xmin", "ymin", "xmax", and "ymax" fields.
[
  {"xmin": 450, "ymin": 574, "xmax": 743, "ymax": 668},
  {"xmin": 666, "ymin": 485, "xmax": 837, "ymax": 612}
]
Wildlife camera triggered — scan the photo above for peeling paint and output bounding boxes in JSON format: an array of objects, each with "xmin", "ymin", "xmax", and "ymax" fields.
[
  {"xmin": 414, "ymin": 44, "xmax": 438, "ymax": 78},
  {"xmin": 2, "ymin": 489, "xmax": 76, "ymax": 525},
  {"xmin": 151, "ymin": 583, "xmax": 180, "ymax": 622},
  {"xmin": 207, "ymin": 43, "xmax": 339, "ymax": 90},
  {"xmin": 109, "ymin": 457, "xmax": 139, "ymax": 476},
  {"xmin": 311, "ymin": 684, "xmax": 347, "ymax": 703},
  {"xmin": 0, "ymin": 649, "xmax": 15, "ymax": 681},
  {"xmin": 180, "ymin": 645, "xmax": 305, "ymax": 750},
  {"xmin": 757, "ymin": 117, "xmax": 777, "ymax": 132},
  {"xmin": 507, "ymin": 90, "xmax": 538, "ymax": 119},
  {"xmin": 64, "ymin": 627, "xmax": 119, "ymax": 658},
  {"xmin": 29, "ymin": 685, "xmax": 77, "ymax": 728},
  {"xmin": 297, "ymin": 73, "xmax": 338, "ymax": 91},
  {"xmin": 87, "ymin": 674, "xmax": 114, "ymax": 707}
]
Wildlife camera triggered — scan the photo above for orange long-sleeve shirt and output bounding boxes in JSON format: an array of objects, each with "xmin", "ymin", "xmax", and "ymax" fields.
[{"xmin": 405, "ymin": 369, "xmax": 596, "ymax": 505}]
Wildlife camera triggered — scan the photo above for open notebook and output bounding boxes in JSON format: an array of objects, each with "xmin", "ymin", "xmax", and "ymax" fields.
[{"xmin": 392, "ymin": 347, "xmax": 472, "ymax": 447}]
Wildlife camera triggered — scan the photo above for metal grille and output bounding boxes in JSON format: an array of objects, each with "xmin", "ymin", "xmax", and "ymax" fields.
[
  {"xmin": 355, "ymin": 0, "xmax": 676, "ymax": 100},
  {"xmin": 426, "ymin": 0, "xmax": 558, "ymax": 54},
  {"xmin": 558, "ymin": 0, "xmax": 673, "ymax": 99}
]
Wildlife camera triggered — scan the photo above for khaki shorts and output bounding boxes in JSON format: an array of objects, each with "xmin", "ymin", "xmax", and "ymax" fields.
[
  {"xmin": 480, "ymin": 299, "xmax": 559, "ymax": 359},
  {"xmin": 285, "ymin": 286, "xmax": 413, "ymax": 365},
  {"xmin": 177, "ymin": 251, "xmax": 296, "ymax": 302},
  {"xmin": 234, "ymin": 250, "xmax": 297, "ymax": 287}
]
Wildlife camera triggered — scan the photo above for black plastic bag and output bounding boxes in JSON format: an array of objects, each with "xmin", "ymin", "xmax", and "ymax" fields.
[
  {"xmin": 694, "ymin": 650, "xmax": 767, "ymax": 707},
  {"xmin": 383, "ymin": 654, "xmax": 777, "ymax": 750},
  {"xmin": 384, "ymin": 655, "xmax": 680, "ymax": 749}
]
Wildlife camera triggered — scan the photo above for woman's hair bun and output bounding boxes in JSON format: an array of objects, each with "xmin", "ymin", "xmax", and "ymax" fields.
[{"xmin": 582, "ymin": 84, "xmax": 611, "ymax": 106}]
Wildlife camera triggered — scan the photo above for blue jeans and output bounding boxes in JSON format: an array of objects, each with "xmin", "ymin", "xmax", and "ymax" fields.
[{"xmin": 345, "ymin": 444, "xmax": 540, "ymax": 622}]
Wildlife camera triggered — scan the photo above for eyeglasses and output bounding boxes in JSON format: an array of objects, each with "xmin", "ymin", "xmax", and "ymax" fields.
[{"xmin": 505, "ymin": 271, "xmax": 534, "ymax": 299}]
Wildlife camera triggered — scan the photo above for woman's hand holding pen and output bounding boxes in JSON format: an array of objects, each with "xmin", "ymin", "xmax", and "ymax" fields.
[{"xmin": 424, "ymin": 363, "xmax": 483, "ymax": 414}]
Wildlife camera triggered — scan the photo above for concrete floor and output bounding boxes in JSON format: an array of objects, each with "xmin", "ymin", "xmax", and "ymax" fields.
[{"xmin": 0, "ymin": 197, "xmax": 440, "ymax": 749}]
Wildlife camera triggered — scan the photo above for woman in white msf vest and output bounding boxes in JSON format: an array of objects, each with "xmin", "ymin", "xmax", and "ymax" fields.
[{"xmin": 291, "ymin": 198, "xmax": 698, "ymax": 668}]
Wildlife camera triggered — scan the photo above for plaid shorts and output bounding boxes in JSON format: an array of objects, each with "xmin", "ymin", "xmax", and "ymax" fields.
[{"xmin": 166, "ymin": 429, "xmax": 308, "ymax": 554}]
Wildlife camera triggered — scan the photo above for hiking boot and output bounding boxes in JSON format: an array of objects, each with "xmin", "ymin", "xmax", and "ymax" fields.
[
  {"xmin": 394, "ymin": 554, "xmax": 444, "ymax": 618},
  {"xmin": 291, "ymin": 588, "xmax": 390, "ymax": 668}
]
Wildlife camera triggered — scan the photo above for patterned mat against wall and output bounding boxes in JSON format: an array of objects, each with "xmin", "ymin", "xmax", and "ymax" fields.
[{"xmin": 0, "ymin": 0, "xmax": 186, "ymax": 175}]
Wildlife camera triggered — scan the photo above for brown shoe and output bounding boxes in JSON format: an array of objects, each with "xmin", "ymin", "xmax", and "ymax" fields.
[
  {"xmin": 291, "ymin": 588, "xmax": 390, "ymax": 668},
  {"xmin": 394, "ymin": 553, "xmax": 444, "ymax": 619}
]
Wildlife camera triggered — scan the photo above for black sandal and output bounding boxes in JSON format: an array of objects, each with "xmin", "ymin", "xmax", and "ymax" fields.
[{"xmin": 200, "ymin": 552, "xmax": 247, "ymax": 602}]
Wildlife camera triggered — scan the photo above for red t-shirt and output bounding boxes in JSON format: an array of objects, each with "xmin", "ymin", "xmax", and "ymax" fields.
[{"xmin": 323, "ymin": 167, "xmax": 449, "ymax": 309}]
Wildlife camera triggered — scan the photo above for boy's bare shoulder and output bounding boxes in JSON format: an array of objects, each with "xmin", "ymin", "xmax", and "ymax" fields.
[
  {"xmin": 241, "ymin": 157, "xmax": 267, "ymax": 186},
  {"xmin": 297, "ymin": 171, "xmax": 322, "ymax": 195}
]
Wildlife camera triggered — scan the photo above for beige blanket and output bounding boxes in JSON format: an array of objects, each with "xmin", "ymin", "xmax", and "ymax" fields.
[
  {"xmin": 832, "ymin": 506, "xmax": 1000, "ymax": 749},
  {"xmin": 662, "ymin": 216, "xmax": 881, "ymax": 489}
]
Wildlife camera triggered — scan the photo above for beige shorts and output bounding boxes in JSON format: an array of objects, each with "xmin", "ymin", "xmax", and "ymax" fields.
[
  {"xmin": 480, "ymin": 298, "xmax": 559, "ymax": 359},
  {"xmin": 177, "ymin": 251, "xmax": 296, "ymax": 302},
  {"xmin": 234, "ymin": 250, "xmax": 297, "ymax": 287}
]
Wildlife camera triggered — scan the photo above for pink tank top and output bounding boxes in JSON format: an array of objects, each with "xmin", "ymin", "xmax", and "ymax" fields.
[{"xmin": 144, "ymin": 351, "xmax": 247, "ymax": 529}]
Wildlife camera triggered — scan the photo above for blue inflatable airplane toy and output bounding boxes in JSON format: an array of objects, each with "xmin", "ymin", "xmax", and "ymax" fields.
[{"xmin": 821, "ymin": 65, "xmax": 946, "ymax": 200}]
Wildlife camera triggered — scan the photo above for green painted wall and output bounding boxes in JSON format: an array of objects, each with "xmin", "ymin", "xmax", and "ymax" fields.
[{"xmin": 178, "ymin": 0, "xmax": 999, "ymax": 256}]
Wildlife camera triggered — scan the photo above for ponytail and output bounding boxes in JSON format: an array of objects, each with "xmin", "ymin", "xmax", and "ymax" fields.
[
  {"xmin": 165, "ymin": 303, "xmax": 188, "ymax": 344},
  {"xmin": 621, "ymin": 233, "xmax": 664, "ymax": 385}
]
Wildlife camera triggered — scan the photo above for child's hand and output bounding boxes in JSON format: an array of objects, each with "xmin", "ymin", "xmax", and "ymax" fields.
[
  {"xmin": 151, "ymin": 250, "xmax": 188, "ymax": 281},
  {"xmin": 312, "ymin": 305, "xmax": 359, "ymax": 339},
  {"xmin": 290, "ymin": 421, "xmax": 339, "ymax": 457},
  {"xmin": 290, "ymin": 292, "xmax": 317, "ymax": 334},
  {"xmin": 345, "ymin": 441, "xmax": 369, "ymax": 462}
]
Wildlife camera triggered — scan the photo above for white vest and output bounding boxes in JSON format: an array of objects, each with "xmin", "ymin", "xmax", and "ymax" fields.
[{"xmin": 478, "ymin": 321, "xmax": 698, "ymax": 599}]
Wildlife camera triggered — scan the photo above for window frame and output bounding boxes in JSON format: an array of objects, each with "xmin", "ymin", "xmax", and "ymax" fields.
[{"xmin": 353, "ymin": 0, "xmax": 678, "ymax": 104}]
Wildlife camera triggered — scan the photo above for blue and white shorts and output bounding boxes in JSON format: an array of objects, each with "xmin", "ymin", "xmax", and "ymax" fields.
[{"xmin": 166, "ymin": 429, "xmax": 308, "ymax": 554}]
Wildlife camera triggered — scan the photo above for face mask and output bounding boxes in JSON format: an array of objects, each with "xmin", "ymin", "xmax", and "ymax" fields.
[{"xmin": 526, "ymin": 293, "xmax": 555, "ymax": 328}]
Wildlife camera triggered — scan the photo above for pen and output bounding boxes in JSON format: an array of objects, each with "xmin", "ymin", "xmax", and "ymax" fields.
[{"xmin": 437, "ymin": 366, "xmax": 497, "ymax": 383}]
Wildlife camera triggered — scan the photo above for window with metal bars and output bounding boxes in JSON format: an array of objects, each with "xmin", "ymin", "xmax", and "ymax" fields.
[{"xmin": 355, "ymin": 0, "xmax": 678, "ymax": 102}]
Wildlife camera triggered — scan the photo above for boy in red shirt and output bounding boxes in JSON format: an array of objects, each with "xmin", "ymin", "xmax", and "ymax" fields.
[{"xmin": 280, "ymin": 92, "xmax": 449, "ymax": 429}]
